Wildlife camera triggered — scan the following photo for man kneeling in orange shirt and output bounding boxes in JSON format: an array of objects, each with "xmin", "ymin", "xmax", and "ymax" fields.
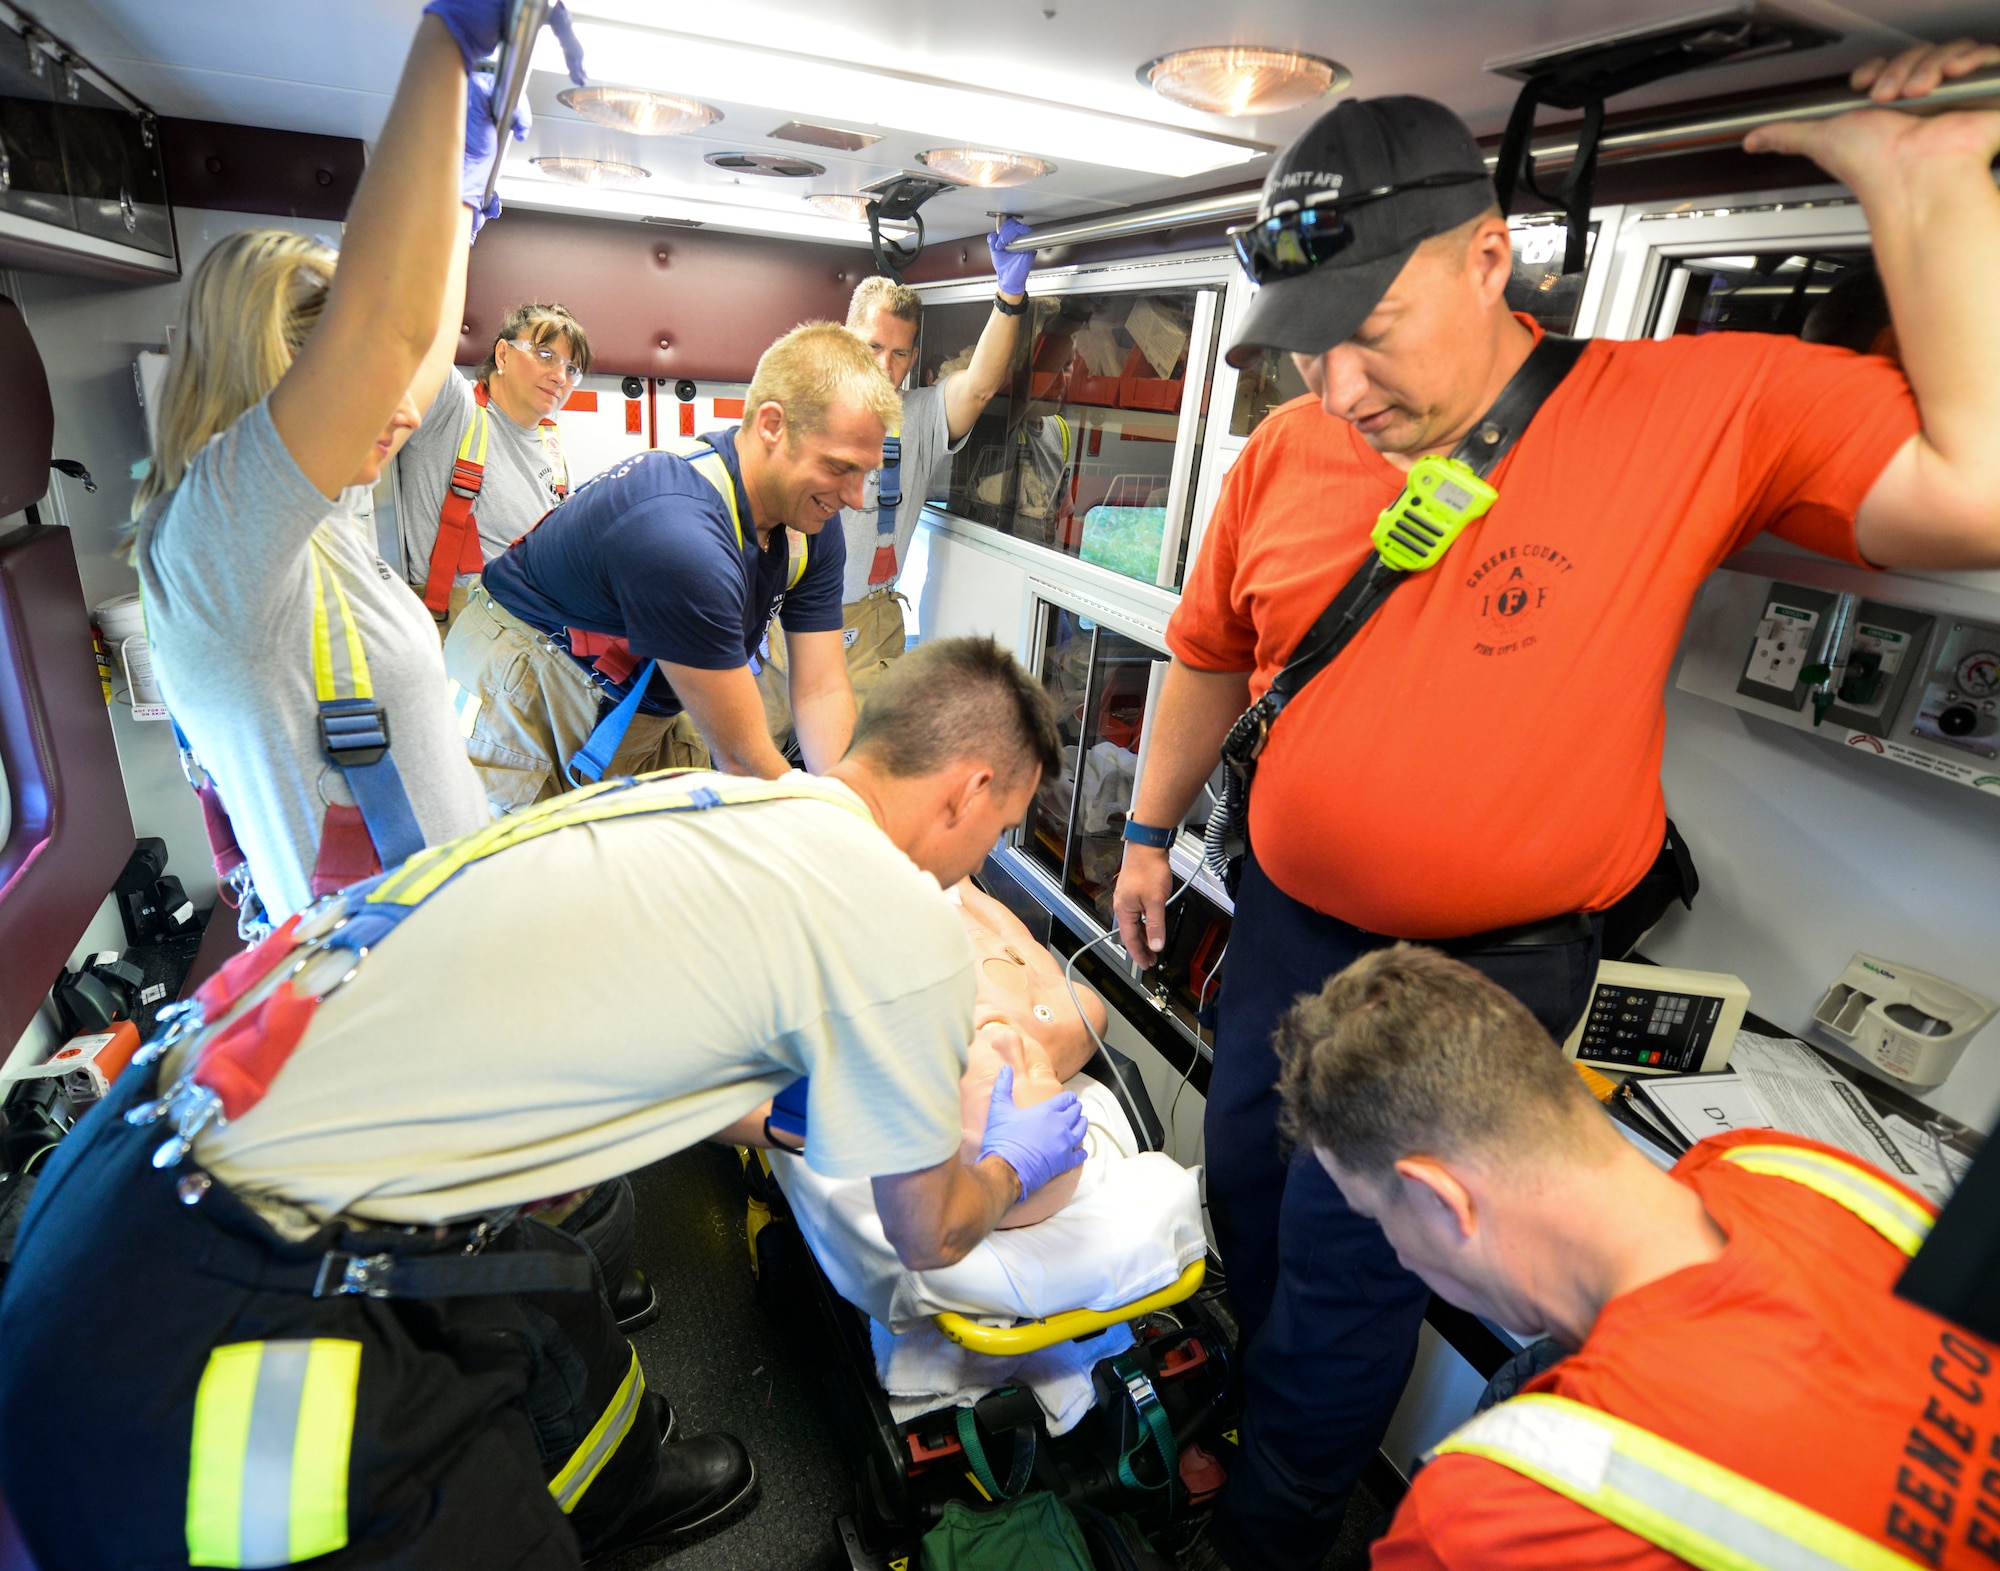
[{"xmin": 1275, "ymin": 943, "xmax": 1992, "ymax": 1571}]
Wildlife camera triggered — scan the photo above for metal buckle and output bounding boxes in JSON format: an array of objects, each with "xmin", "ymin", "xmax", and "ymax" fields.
[
  {"xmin": 313, "ymin": 1251, "xmax": 398, "ymax": 1299},
  {"xmin": 150, "ymin": 1084, "xmax": 224, "ymax": 1169},
  {"xmin": 318, "ymin": 702, "xmax": 392, "ymax": 768}
]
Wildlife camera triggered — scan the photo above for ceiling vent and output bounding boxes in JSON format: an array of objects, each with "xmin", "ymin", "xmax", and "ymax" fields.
[
  {"xmin": 703, "ymin": 152, "xmax": 826, "ymax": 178},
  {"xmin": 769, "ymin": 121, "xmax": 882, "ymax": 152}
]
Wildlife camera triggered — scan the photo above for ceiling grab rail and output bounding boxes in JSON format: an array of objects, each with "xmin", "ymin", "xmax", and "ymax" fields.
[
  {"xmin": 481, "ymin": 0, "xmax": 553, "ymax": 212},
  {"xmin": 1001, "ymin": 64, "xmax": 2000, "ymax": 254}
]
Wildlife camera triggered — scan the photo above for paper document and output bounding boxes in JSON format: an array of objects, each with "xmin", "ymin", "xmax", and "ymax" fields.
[
  {"xmin": 1633, "ymin": 1073, "xmax": 1774, "ymax": 1148},
  {"xmin": 1882, "ymin": 1112, "xmax": 1973, "ymax": 1207},
  {"xmin": 1728, "ymin": 1032, "xmax": 1943, "ymax": 1196}
]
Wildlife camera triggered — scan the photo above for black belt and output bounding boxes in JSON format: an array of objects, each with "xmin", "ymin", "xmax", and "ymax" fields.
[
  {"xmin": 196, "ymin": 1218, "xmax": 596, "ymax": 1300},
  {"xmin": 1430, "ymin": 911, "xmax": 1595, "ymax": 954}
]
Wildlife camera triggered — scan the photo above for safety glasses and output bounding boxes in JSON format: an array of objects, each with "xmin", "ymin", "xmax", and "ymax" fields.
[
  {"xmin": 506, "ymin": 338, "xmax": 586, "ymax": 386},
  {"xmin": 1227, "ymin": 171, "xmax": 1488, "ymax": 285}
]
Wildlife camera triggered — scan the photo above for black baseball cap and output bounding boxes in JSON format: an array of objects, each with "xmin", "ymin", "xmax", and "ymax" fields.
[{"xmin": 1226, "ymin": 96, "xmax": 1498, "ymax": 369}]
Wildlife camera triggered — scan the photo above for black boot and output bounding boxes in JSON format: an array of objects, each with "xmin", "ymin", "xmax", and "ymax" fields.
[
  {"xmin": 613, "ymin": 1266, "xmax": 661, "ymax": 1334},
  {"xmin": 640, "ymin": 1388, "xmax": 676, "ymax": 1445},
  {"xmin": 588, "ymin": 1432, "xmax": 757, "ymax": 1560}
]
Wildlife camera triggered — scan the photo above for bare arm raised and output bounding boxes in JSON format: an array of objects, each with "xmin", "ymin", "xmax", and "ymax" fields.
[
  {"xmin": 1746, "ymin": 40, "xmax": 2000, "ymax": 569},
  {"xmin": 268, "ymin": 18, "xmax": 466, "ymax": 500}
]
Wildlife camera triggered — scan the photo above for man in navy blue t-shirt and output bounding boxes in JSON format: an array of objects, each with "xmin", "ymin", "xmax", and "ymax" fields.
[{"xmin": 444, "ymin": 323, "xmax": 903, "ymax": 809}]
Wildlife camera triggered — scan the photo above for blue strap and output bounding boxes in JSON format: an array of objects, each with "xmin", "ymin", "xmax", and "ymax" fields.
[
  {"xmin": 876, "ymin": 437, "xmax": 902, "ymax": 543},
  {"xmin": 318, "ymin": 697, "xmax": 425, "ymax": 869},
  {"xmin": 769, "ymin": 1076, "xmax": 809, "ymax": 1141},
  {"xmin": 566, "ymin": 673, "xmax": 651, "ymax": 787}
]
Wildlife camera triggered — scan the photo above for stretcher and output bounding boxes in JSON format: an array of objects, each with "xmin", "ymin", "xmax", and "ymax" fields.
[{"xmin": 741, "ymin": 1047, "xmax": 1239, "ymax": 1566}]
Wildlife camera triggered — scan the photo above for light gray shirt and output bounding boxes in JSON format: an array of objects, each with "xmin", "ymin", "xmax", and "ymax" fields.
[
  {"xmin": 137, "ymin": 397, "xmax": 491, "ymax": 924},
  {"xmin": 838, "ymin": 377, "xmax": 968, "ymax": 604},
  {"xmin": 182, "ymin": 776, "xmax": 974, "ymax": 1224},
  {"xmin": 395, "ymin": 369, "xmax": 568, "ymax": 590}
]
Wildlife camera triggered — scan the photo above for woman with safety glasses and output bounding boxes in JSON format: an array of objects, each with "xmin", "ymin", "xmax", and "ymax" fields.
[{"xmin": 395, "ymin": 300, "xmax": 593, "ymax": 630}]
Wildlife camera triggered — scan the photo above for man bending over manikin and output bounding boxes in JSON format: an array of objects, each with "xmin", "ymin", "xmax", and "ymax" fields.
[{"xmin": 736, "ymin": 877, "xmax": 1110, "ymax": 1229}]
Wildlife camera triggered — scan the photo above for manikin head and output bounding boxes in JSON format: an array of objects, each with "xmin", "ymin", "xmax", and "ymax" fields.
[
  {"xmin": 829, "ymin": 636, "xmax": 1060, "ymax": 889},
  {"xmin": 1226, "ymin": 95, "xmax": 1523, "ymax": 461},
  {"xmin": 738, "ymin": 321, "xmax": 902, "ymax": 537},
  {"xmin": 846, "ymin": 275, "xmax": 924, "ymax": 391},
  {"xmin": 1275, "ymin": 945, "xmax": 1635, "ymax": 1344},
  {"xmin": 479, "ymin": 301, "xmax": 593, "ymax": 426}
]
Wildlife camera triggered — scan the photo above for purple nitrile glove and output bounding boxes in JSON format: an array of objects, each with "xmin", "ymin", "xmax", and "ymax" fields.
[
  {"xmin": 988, "ymin": 217, "xmax": 1034, "ymax": 298},
  {"xmin": 422, "ymin": 0, "xmax": 587, "ymax": 87},
  {"xmin": 979, "ymin": 1064, "xmax": 1087, "ymax": 1202},
  {"xmin": 548, "ymin": 2, "xmax": 588, "ymax": 87},
  {"xmin": 422, "ymin": 0, "xmax": 510, "ymax": 74},
  {"xmin": 463, "ymin": 71, "xmax": 529, "ymax": 236}
]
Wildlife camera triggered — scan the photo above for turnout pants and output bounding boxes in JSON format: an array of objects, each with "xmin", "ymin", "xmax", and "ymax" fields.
[
  {"xmin": 758, "ymin": 589, "xmax": 907, "ymax": 748},
  {"xmin": 0, "ymin": 1060, "xmax": 663, "ymax": 1570},
  {"xmin": 443, "ymin": 585, "xmax": 707, "ymax": 814},
  {"xmin": 1205, "ymin": 853, "xmax": 1601, "ymax": 1571}
]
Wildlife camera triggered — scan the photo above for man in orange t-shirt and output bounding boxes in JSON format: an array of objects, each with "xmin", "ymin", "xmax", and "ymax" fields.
[
  {"xmin": 1270, "ymin": 943, "xmax": 1992, "ymax": 1571},
  {"xmin": 1113, "ymin": 41, "xmax": 2000, "ymax": 1571}
]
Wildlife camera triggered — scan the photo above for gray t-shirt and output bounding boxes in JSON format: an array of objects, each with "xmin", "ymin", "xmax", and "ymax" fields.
[
  {"xmin": 838, "ymin": 377, "xmax": 968, "ymax": 604},
  {"xmin": 395, "ymin": 369, "xmax": 568, "ymax": 591},
  {"xmin": 137, "ymin": 397, "xmax": 491, "ymax": 924}
]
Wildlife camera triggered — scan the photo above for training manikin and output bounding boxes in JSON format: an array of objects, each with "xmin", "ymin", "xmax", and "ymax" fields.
[{"xmin": 951, "ymin": 880, "xmax": 1107, "ymax": 1228}]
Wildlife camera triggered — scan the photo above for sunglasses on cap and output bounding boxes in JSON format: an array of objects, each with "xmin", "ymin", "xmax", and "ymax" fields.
[
  {"xmin": 506, "ymin": 338, "xmax": 586, "ymax": 386},
  {"xmin": 1228, "ymin": 171, "xmax": 1489, "ymax": 285}
]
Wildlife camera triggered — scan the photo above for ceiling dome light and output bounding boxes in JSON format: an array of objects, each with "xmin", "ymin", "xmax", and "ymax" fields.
[
  {"xmin": 1140, "ymin": 46, "xmax": 1348, "ymax": 117},
  {"xmin": 558, "ymin": 85, "xmax": 721, "ymax": 137},
  {"xmin": 916, "ymin": 147, "xmax": 1052, "ymax": 189},
  {"xmin": 530, "ymin": 156, "xmax": 651, "ymax": 187}
]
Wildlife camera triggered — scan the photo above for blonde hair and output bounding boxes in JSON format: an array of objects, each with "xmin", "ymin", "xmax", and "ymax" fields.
[
  {"xmin": 133, "ymin": 229, "xmax": 337, "ymax": 524},
  {"xmin": 477, "ymin": 300, "xmax": 593, "ymax": 384},
  {"xmin": 745, "ymin": 320, "xmax": 901, "ymax": 445},
  {"xmin": 846, "ymin": 275, "xmax": 923, "ymax": 330}
]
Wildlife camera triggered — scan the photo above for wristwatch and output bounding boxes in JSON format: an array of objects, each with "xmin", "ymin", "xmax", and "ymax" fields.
[
  {"xmin": 994, "ymin": 292, "xmax": 1028, "ymax": 317},
  {"xmin": 1121, "ymin": 818, "xmax": 1175, "ymax": 849}
]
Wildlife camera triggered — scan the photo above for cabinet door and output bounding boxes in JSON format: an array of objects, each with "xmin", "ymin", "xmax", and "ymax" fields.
[
  {"xmin": 60, "ymin": 87, "xmax": 171, "ymax": 258},
  {"xmin": 922, "ymin": 284, "xmax": 1219, "ymax": 590},
  {"xmin": 0, "ymin": 36, "xmax": 74, "ymax": 233}
]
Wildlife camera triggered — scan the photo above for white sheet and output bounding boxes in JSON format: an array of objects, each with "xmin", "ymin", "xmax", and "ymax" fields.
[
  {"xmin": 771, "ymin": 1074, "xmax": 1206, "ymax": 1334},
  {"xmin": 870, "ymin": 1319, "xmax": 1132, "ymax": 1437}
]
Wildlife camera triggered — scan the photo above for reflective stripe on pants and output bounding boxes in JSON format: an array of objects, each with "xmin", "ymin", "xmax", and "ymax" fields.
[
  {"xmin": 186, "ymin": 1338, "xmax": 360, "ymax": 1568},
  {"xmin": 548, "ymin": 1346, "xmax": 645, "ymax": 1514}
]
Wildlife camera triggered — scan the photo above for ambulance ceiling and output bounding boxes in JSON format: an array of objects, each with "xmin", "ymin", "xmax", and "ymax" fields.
[{"xmin": 46, "ymin": 0, "xmax": 1998, "ymax": 246}]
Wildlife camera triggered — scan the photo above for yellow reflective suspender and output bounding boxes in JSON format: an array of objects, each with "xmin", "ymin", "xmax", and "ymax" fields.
[
  {"xmin": 658, "ymin": 436, "xmax": 805, "ymax": 587},
  {"xmin": 305, "ymin": 540, "xmax": 425, "ymax": 869},
  {"xmin": 1429, "ymin": 1145, "xmax": 1940, "ymax": 1571},
  {"xmin": 362, "ymin": 769, "xmax": 872, "ymax": 911}
]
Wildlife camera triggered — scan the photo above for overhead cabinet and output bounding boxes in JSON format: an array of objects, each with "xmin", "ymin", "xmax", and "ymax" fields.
[{"xmin": 0, "ymin": 10, "xmax": 175, "ymax": 279}]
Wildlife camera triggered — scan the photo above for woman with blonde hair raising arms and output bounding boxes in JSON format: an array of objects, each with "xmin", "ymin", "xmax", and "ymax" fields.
[{"xmin": 131, "ymin": 0, "xmax": 584, "ymax": 928}]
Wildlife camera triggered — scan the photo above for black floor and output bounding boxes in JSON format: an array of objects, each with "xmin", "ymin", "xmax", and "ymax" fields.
[{"xmin": 597, "ymin": 1144, "xmax": 854, "ymax": 1571}]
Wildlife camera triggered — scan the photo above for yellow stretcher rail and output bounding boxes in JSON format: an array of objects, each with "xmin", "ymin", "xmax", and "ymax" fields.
[{"xmin": 932, "ymin": 1259, "xmax": 1208, "ymax": 1357}]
